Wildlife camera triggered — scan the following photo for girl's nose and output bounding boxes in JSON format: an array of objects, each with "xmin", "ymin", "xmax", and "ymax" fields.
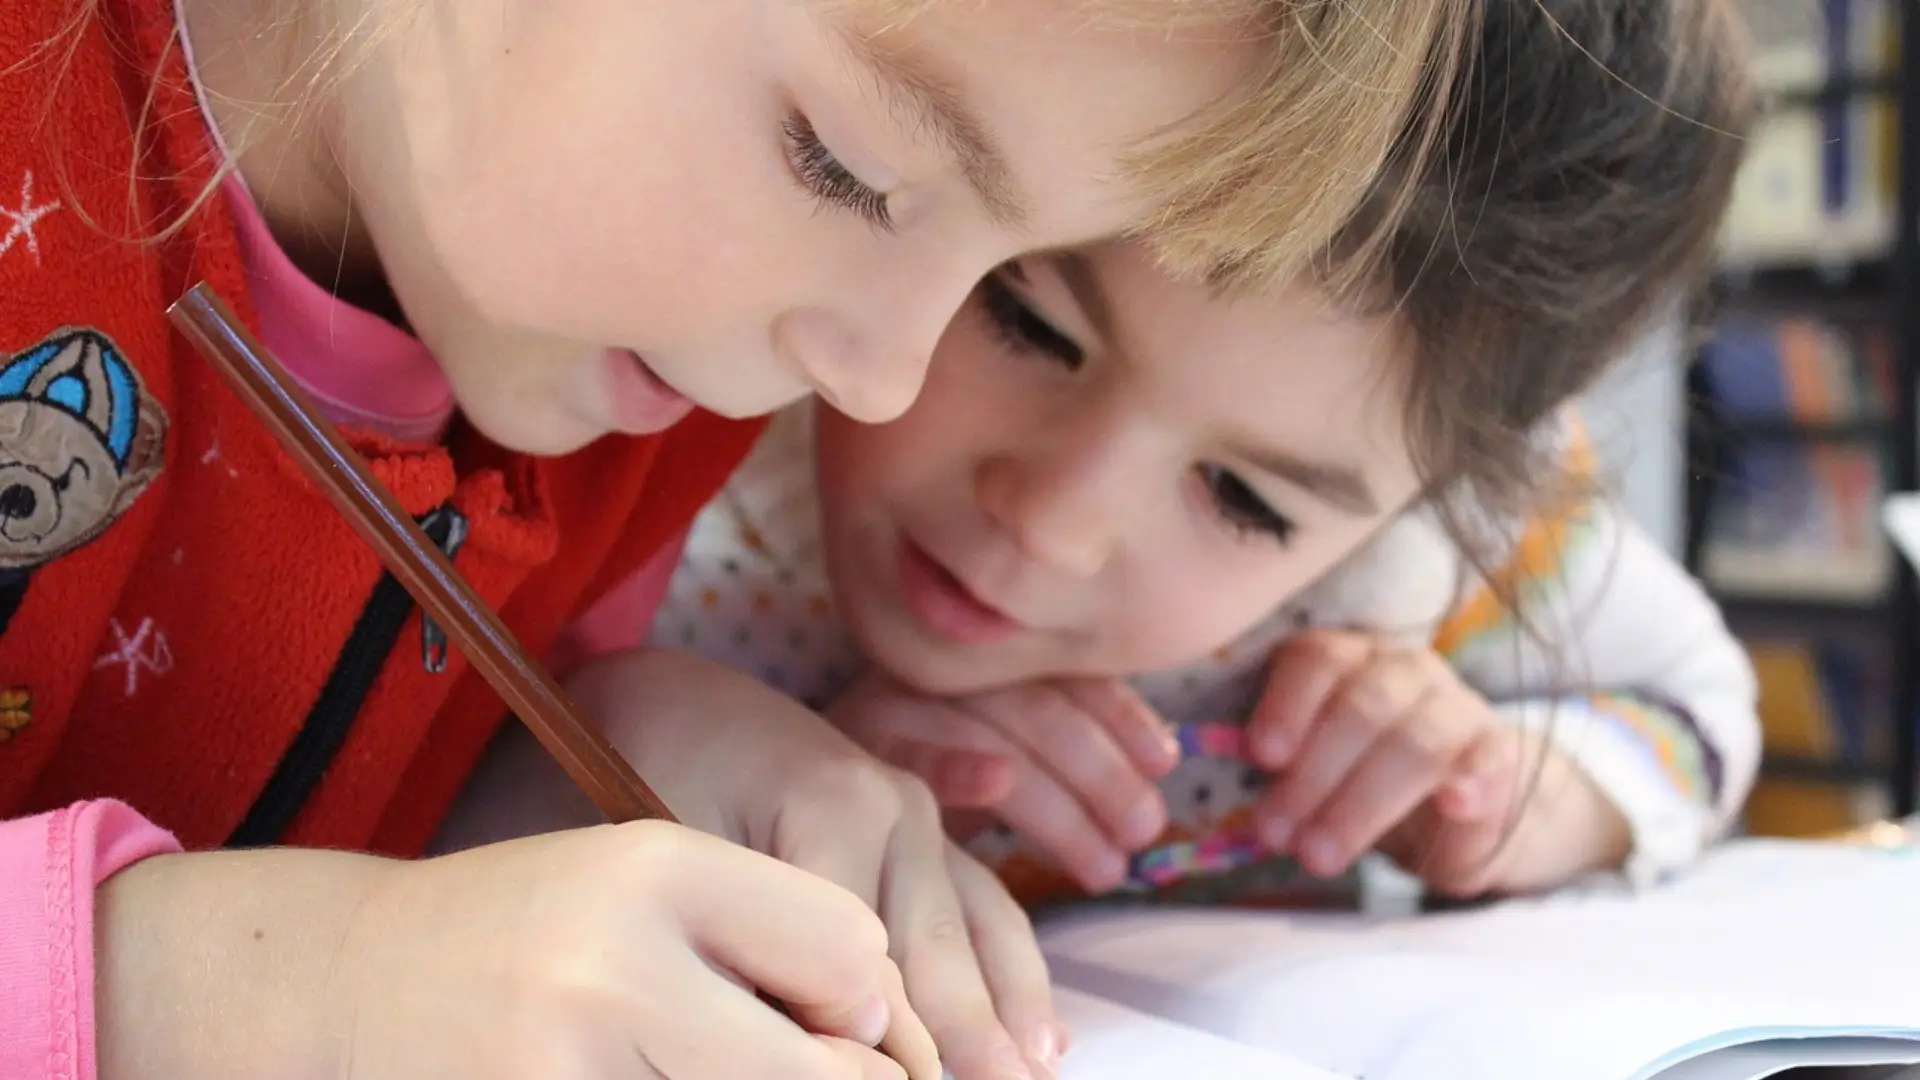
[
  {"xmin": 773, "ymin": 258, "xmax": 979, "ymax": 422},
  {"xmin": 973, "ymin": 446, "xmax": 1126, "ymax": 580}
]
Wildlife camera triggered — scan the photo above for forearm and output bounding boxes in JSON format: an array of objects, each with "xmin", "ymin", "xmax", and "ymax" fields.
[{"xmin": 96, "ymin": 847, "xmax": 392, "ymax": 1080}]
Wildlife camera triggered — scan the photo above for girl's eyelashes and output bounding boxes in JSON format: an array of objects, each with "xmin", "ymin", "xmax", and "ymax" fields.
[
  {"xmin": 975, "ymin": 270, "xmax": 1289, "ymax": 546},
  {"xmin": 1197, "ymin": 464, "xmax": 1296, "ymax": 545},
  {"xmin": 978, "ymin": 271, "xmax": 1084, "ymax": 369},
  {"xmin": 782, "ymin": 113, "xmax": 892, "ymax": 231}
]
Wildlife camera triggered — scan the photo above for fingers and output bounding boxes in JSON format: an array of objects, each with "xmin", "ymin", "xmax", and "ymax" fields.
[
  {"xmin": 763, "ymin": 757, "xmax": 915, "ymax": 912},
  {"xmin": 638, "ymin": 948, "xmax": 915, "ymax": 1080},
  {"xmin": 1055, "ymin": 678, "xmax": 1180, "ymax": 780},
  {"xmin": 843, "ymin": 693, "xmax": 1023, "ymax": 811},
  {"xmin": 978, "ymin": 683, "xmax": 1167, "ymax": 855},
  {"xmin": 1256, "ymin": 645, "xmax": 1432, "ymax": 855},
  {"xmin": 1380, "ymin": 801, "xmax": 1510, "ymax": 898},
  {"xmin": 1291, "ymin": 680, "xmax": 1491, "ymax": 876},
  {"xmin": 873, "ymin": 949, "xmax": 944, "ymax": 1080},
  {"xmin": 884, "ymin": 738, "xmax": 1018, "ymax": 809},
  {"xmin": 651, "ymin": 828, "xmax": 905, "ymax": 1043},
  {"xmin": 1438, "ymin": 725, "xmax": 1529, "ymax": 821},
  {"xmin": 947, "ymin": 845, "xmax": 1064, "ymax": 1078},
  {"xmin": 1248, "ymin": 631, "xmax": 1375, "ymax": 769},
  {"xmin": 880, "ymin": 789, "xmax": 1034, "ymax": 1080},
  {"xmin": 1378, "ymin": 730, "xmax": 1531, "ymax": 896},
  {"xmin": 985, "ymin": 758, "xmax": 1133, "ymax": 893}
]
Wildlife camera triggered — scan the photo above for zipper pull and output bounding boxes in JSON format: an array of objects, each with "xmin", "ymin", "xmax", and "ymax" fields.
[{"xmin": 419, "ymin": 504, "xmax": 472, "ymax": 674}]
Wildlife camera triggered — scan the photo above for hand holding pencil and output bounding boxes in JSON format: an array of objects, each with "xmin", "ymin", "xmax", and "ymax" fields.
[{"xmin": 163, "ymin": 284, "xmax": 942, "ymax": 1080}]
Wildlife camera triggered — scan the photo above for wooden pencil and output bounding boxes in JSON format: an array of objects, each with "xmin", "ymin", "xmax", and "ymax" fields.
[{"xmin": 167, "ymin": 282, "xmax": 676, "ymax": 826}]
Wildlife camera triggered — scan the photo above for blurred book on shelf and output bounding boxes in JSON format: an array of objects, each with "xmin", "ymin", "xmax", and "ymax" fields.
[
  {"xmin": 1719, "ymin": 0, "xmax": 1898, "ymax": 270},
  {"xmin": 1742, "ymin": 636, "xmax": 1892, "ymax": 837},
  {"xmin": 1696, "ymin": 310, "xmax": 1894, "ymax": 601}
]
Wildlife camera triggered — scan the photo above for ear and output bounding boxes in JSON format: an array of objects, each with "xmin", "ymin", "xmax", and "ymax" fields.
[
  {"xmin": 22, "ymin": 335, "xmax": 86, "ymax": 395},
  {"xmin": 111, "ymin": 393, "xmax": 170, "ymax": 515},
  {"xmin": 23, "ymin": 333, "xmax": 114, "ymax": 434}
]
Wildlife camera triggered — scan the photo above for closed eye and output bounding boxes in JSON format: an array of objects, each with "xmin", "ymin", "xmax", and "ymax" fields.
[
  {"xmin": 1198, "ymin": 464, "xmax": 1295, "ymax": 545},
  {"xmin": 977, "ymin": 271, "xmax": 1084, "ymax": 369},
  {"xmin": 783, "ymin": 113, "xmax": 892, "ymax": 230}
]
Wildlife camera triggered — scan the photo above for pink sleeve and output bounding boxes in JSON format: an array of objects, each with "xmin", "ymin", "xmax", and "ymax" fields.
[
  {"xmin": 0, "ymin": 801, "xmax": 180, "ymax": 1080},
  {"xmin": 548, "ymin": 530, "xmax": 691, "ymax": 674}
]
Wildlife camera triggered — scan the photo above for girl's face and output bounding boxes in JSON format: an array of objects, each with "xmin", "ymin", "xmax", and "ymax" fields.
[
  {"xmin": 329, "ymin": 0, "xmax": 1261, "ymax": 453},
  {"xmin": 816, "ymin": 245, "xmax": 1425, "ymax": 695}
]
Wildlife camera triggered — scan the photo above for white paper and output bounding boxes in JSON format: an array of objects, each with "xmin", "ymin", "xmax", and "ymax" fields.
[
  {"xmin": 1040, "ymin": 840, "xmax": 1920, "ymax": 1080},
  {"xmin": 1050, "ymin": 986, "xmax": 1350, "ymax": 1080}
]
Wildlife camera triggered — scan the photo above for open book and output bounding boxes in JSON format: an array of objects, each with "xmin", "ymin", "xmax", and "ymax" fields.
[{"xmin": 1040, "ymin": 837, "xmax": 1920, "ymax": 1080}]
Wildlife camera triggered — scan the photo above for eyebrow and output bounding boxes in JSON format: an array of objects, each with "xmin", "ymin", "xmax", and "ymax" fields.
[
  {"xmin": 1040, "ymin": 253, "xmax": 1377, "ymax": 516},
  {"xmin": 834, "ymin": 29, "xmax": 1029, "ymax": 228},
  {"xmin": 1238, "ymin": 446, "xmax": 1379, "ymax": 516}
]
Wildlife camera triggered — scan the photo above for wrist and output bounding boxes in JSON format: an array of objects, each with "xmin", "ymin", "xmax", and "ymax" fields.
[
  {"xmin": 96, "ymin": 848, "xmax": 395, "ymax": 1080},
  {"xmin": 1490, "ymin": 749, "xmax": 1632, "ymax": 892}
]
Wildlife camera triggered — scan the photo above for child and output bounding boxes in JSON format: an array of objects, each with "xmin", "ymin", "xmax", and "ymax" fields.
[
  {"xmin": 0, "ymin": 1, "xmax": 1473, "ymax": 1079},
  {"xmin": 447, "ymin": 0, "xmax": 1759, "ymax": 919}
]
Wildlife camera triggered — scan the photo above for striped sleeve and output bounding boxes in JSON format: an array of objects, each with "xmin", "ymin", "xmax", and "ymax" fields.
[{"xmin": 1432, "ymin": 420, "xmax": 1760, "ymax": 884}]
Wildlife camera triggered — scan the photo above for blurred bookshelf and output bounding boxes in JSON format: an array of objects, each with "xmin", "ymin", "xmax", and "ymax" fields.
[{"xmin": 1684, "ymin": 0, "xmax": 1920, "ymax": 834}]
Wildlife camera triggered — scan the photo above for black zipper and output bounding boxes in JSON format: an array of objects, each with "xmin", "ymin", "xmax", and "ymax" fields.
[
  {"xmin": 226, "ymin": 504, "xmax": 469, "ymax": 848},
  {"xmin": 419, "ymin": 508, "xmax": 471, "ymax": 672}
]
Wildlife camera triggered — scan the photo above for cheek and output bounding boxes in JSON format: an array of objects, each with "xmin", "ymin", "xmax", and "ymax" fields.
[
  {"xmin": 399, "ymin": 14, "xmax": 785, "ymax": 345},
  {"xmin": 832, "ymin": 332, "xmax": 1022, "ymax": 492},
  {"xmin": 820, "ymin": 401, "xmax": 966, "ymax": 520},
  {"xmin": 1123, "ymin": 575, "xmax": 1291, "ymax": 669},
  {"xmin": 1105, "ymin": 540, "xmax": 1322, "ymax": 671}
]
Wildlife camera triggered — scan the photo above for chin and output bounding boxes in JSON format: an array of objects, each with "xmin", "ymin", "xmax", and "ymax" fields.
[
  {"xmin": 865, "ymin": 632, "xmax": 1030, "ymax": 698},
  {"xmin": 460, "ymin": 398, "xmax": 604, "ymax": 457}
]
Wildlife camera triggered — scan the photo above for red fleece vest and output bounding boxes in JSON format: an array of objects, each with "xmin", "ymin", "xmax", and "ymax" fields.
[{"xmin": 0, "ymin": 0, "xmax": 762, "ymax": 855}]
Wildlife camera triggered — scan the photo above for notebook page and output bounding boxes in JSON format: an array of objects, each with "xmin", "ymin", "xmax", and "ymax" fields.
[
  {"xmin": 1040, "ymin": 840, "xmax": 1920, "ymax": 1080},
  {"xmin": 1046, "ymin": 913, "xmax": 1920, "ymax": 1080},
  {"xmin": 1364, "ymin": 840, "xmax": 1920, "ymax": 1004},
  {"xmin": 1050, "ymin": 986, "xmax": 1350, "ymax": 1080}
]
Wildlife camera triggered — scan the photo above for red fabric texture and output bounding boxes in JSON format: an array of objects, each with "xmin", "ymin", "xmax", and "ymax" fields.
[{"xmin": 0, "ymin": 0, "xmax": 762, "ymax": 855}]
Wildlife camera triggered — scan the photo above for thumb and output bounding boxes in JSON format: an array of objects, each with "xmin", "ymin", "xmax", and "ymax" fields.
[{"xmin": 879, "ymin": 737, "xmax": 1016, "ymax": 808}]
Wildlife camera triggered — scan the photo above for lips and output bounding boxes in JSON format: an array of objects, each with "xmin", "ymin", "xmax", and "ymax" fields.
[
  {"xmin": 602, "ymin": 347, "xmax": 695, "ymax": 435},
  {"xmin": 896, "ymin": 537, "xmax": 1024, "ymax": 645}
]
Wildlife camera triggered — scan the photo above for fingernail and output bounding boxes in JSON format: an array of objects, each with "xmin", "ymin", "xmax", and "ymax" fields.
[
  {"xmin": 1122, "ymin": 797, "xmax": 1166, "ymax": 848},
  {"xmin": 1028, "ymin": 1025, "xmax": 1060, "ymax": 1076},
  {"xmin": 1155, "ymin": 724, "xmax": 1182, "ymax": 763},
  {"xmin": 1053, "ymin": 1021, "xmax": 1074, "ymax": 1056},
  {"xmin": 995, "ymin": 1041, "xmax": 1036, "ymax": 1080},
  {"xmin": 1262, "ymin": 815, "xmax": 1295, "ymax": 851},
  {"xmin": 849, "ymin": 992, "xmax": 890, "ymax": 1047},
  {"xmin": 1299, "ymin": 832, "xmax": 1342, "ymax": 877},
  {"xmin": 1258, "ymin": 731, "xmax": 1293, "ymax": 766},
  {"xmin": 1441, "ymin": 779, "xmax": 1479, "ymax": 815},
  {"xmin": 1088, "ymin": 848, "xmax": 1129, "ymax": 892}
]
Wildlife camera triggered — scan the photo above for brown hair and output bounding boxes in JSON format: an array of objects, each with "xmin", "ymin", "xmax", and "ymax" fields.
[{"xmin": 1339, "ymin": 0, "xmax": 1754, "ymax": 561}]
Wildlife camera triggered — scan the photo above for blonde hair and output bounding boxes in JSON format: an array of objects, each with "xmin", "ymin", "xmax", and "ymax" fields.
[
  {"xmin": 860, "ymin": 0, "xmax": 1478, "ymax": 294},
  {"xmin": 40, "ymin": 0, "xmax": 1471, "ymax": 292},
  {"xmin": 1128, "ymin": 0, "xmax": 1474, "ymax": 295}
]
